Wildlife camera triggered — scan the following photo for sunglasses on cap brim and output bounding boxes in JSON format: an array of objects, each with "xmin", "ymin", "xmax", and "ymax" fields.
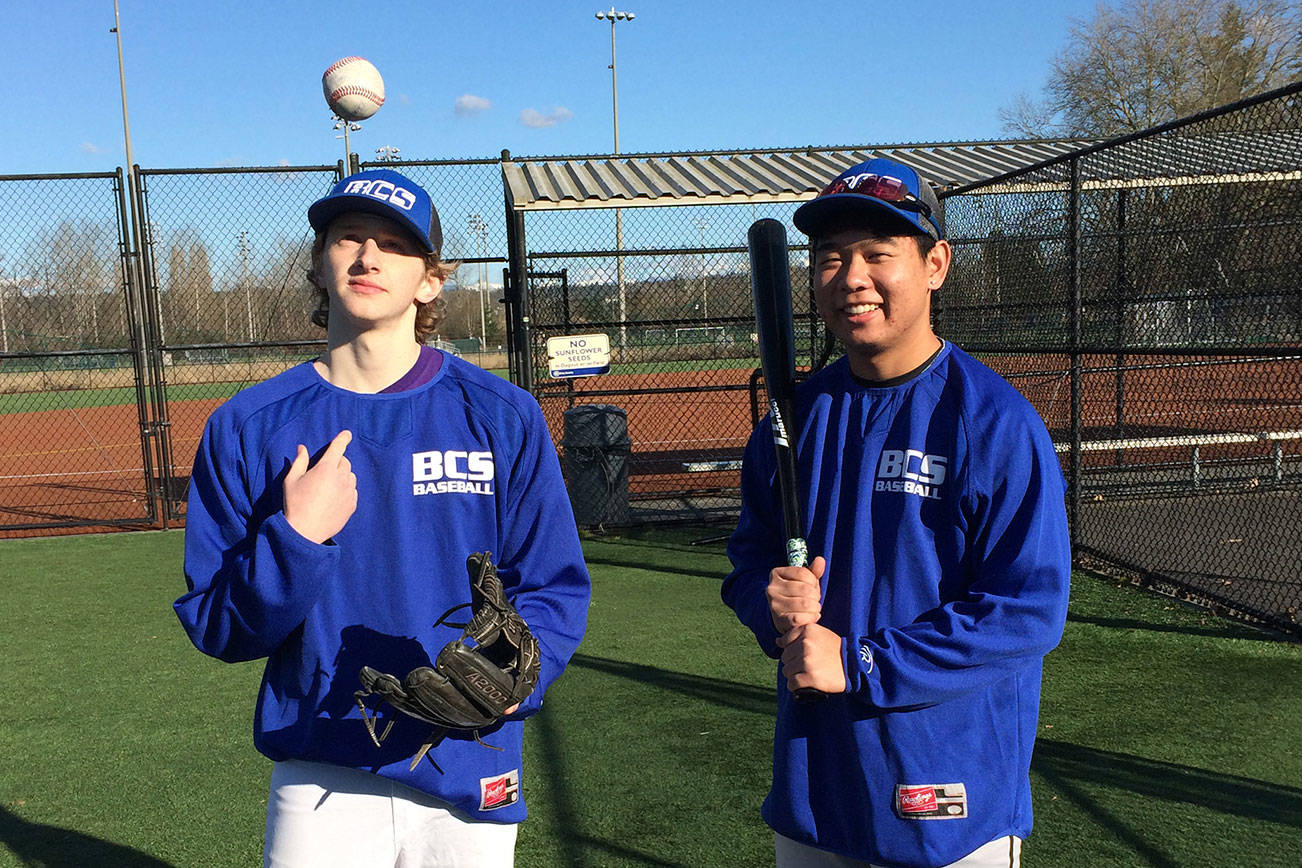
[{"xmin": 819, "ymin": 173, "xmax": 933, "ymax": 220}]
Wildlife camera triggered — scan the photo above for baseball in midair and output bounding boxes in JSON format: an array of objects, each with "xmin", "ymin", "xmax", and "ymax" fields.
[{"xmin": 322, "ymin": 56, "xmax": 385, "ymax": 122}]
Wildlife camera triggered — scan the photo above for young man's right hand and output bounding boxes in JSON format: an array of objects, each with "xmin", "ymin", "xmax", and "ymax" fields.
[
  {"xmin": 283, "ymin": 429, "xmax": 358, "ymax": 544},
  {"xmin": 767, "ymin": 556, "xmax": 826, "ymax": 634}
]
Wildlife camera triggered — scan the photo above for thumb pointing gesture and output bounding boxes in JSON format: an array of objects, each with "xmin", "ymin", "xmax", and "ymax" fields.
[
  {"xmin": 283, "ymin": 430, "xmax": 358, "ymax": 544},
  {"xmin": 284, "ymin": 444, "xmax": 310, "ymax": 486}
]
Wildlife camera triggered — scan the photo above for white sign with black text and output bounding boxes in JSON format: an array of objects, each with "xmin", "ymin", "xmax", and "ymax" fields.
[{"xmin": 546, "ymin": 333, "xmax": 611, "ymax": 379}]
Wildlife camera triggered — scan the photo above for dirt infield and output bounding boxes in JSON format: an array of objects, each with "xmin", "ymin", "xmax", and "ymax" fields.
[
  {"xmin": 2, "ymin": 353, "xmax": 1297, "ymax": 535},
  {"xmin": 0, "ymin": 403, "xmax": 152, "ymax": 534},
  {"xmin": 536, "ymin": 367, "xmax": 757, "ymax": 497},
  {"xmin": 994, "ymin": 353, "xmax": 1301, "ymax": 435},
  {"xmin": 539, "ymin": 366, "xmax": 757, "ymax": 444},
  {"xmin": 0, "ymin": 398, "xmax": 221, "ymax": 537},
  {"xmin": 3, "ymin": 355, "xmax": 1299, "ymax": 631}
]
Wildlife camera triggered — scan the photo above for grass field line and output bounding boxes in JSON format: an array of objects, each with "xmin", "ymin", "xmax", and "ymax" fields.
[
  {"xmin": 0, "ymin": 440, "xmax": 141, "ymax": 460},
  {"xmin": 0, "ymin": 467, "xmax": 149, "ymax": 481},
  {"xmin": 635, "ymin": 436, "xmax": 748, "ymax": 448}
]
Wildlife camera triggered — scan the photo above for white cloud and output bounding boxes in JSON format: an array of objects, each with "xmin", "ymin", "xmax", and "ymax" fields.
[
  {"xmin": 519, "ymin": 106, "xmax": 574, "ymax": 129},
  {"xmin": 80, "ymin": 142, "xmax": 104, "ymax": 154},
  {"xmin": 454, "ymin": 94, "xmax": 492, "ymax": 116}
]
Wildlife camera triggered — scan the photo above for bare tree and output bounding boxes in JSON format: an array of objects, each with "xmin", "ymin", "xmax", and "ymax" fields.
[
  {"xmin": 20, "ymin": 220, "xmax": 123, "ymax": 350},
  {"xmin": 1002, "ymin": 0, "xmax": 1302, "ymax": 137},
  {"xmin": 165, "ymin": 244, "xmax": 188, "ymax": 340}
]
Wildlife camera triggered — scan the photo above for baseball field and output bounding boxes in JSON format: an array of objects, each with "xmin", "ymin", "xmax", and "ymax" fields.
[{"xmin": 1, "ymin": 524, "xmax": 1299, "ymax": 867}]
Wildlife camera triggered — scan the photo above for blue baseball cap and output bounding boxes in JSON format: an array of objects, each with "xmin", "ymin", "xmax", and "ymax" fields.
[
  {"xmin": 793, "ymin": 158, "xmax": 943, "ymax": 240},
  {"xmin": 308, "ymin": 168, "xmax": 443, "ymax": 254}
]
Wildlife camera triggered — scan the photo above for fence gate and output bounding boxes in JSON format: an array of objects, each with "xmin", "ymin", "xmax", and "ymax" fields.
[
  {"xmin": 0, "ymin": 169, "xmax": 158, "ymax": 535},
  {"xmin": 518, "ymin": 237, "xmax": 817, "ymax": 526}
]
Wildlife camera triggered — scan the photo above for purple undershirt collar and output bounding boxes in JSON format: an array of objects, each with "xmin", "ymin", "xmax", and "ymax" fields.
[{"xmin": 380, "ymin": 345, "xmax": 443, "ymax": 393}]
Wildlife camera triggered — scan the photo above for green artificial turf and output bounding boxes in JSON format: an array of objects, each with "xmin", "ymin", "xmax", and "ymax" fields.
[
  {"xmin": 0, "ymin": 382, "xmax": 249, "ymax": 415},
  {"xmin": 1028, "ymin": 575, "xmax": 1302, "ymax": 867},
  {"xmin": 0, "ymin": 531, "xmax": 266, "ymax": 866},
  {"xmin": 0, "ymin": 526, "xmax": 1298, "ymax": 867}
]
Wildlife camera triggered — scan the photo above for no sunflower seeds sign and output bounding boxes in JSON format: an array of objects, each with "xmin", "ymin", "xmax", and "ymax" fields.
[{"xmin": 546, "ymin": 333, "xmax": 611, "ymax": 378}]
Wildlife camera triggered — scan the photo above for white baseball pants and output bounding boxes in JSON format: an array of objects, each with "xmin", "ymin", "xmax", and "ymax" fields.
[
  {"xmin": 264, "ymin": 760, "xmax": 518, "ymax": 867},
  {"xmin": 776, "ymin": 833, "xmax": 1022, "ymax": 868}
]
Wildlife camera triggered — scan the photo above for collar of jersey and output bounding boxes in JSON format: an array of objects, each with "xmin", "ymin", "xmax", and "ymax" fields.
[{"xmin": 847, "ymin": 340, "xmax": 947, "ymax": 389}]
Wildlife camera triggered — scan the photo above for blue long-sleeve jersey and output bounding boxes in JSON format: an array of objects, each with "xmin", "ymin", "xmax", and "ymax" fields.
[
  {"xmin": 723, "ymin": 344, "xmax": 1071, "ymax": 867},
  {"xmin": 176, "ymin": 354, "xmax": 590, "ymax": 823}
]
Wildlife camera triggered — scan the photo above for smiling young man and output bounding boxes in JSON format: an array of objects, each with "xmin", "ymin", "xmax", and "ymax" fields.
[
  {"xmin": 176, "ymin": 169, "xmax": 591, "ymax": 867},
  {"xmin": 723, "ymin": 159, "xmax": 1072, "ymax": 868}
]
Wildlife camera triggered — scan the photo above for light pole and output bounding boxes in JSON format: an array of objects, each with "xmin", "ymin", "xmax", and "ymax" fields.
[
  {"xmin": 111, "ymin": 1, "xmax": 152, "ymax": 365},
  {"xmin": 375, "ymin": 145, "xmax": 401, "ymax": 163},
  {"xmin": 595, "ymin": 7, "xmax": 634, "ymax": 349},
  {"xmin": 0, "ymin": 256, "xmax": 8, "ymax": 354},
  {"xmin": 237, "ymin": 231, "xmax": 252, "ymax": 342},
  {"xmin": 467, "ymin": 213, "xmax": 488, "ymax": 346},
  {"xmin": 695, "ymin": 217, "xmax": 709, "ymax": 321},
  {"xmin": 334, "ymin": 118, "xmax": 362, "ymax": 172}
]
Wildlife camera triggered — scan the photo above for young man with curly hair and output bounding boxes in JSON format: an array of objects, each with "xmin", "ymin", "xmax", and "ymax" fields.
[{"xmin": 177, "ymin": 169, "xmax": 590, "ymax": 867}]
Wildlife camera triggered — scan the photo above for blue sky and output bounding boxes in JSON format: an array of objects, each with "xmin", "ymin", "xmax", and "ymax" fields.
[{"xmin": 9, "ymin": 0, "xmax": 1105, "ymax": 176}]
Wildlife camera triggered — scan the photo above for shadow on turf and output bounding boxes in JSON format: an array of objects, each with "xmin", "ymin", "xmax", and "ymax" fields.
[
  {"xmin": 1031, "ymin": 739, "xmax": 1296, "ymax": 827},
  {"xmin": 568, "ymin": 654, "xmax": 774, "ymax": 716},
  {"xmin": 1065, "ymin": 611, "xmax": 1285, "ymax": 642},
  {"xmin": 580, "ymin": 550, "xmax": 731, "ymax": 582},
  {"xmin": 527, "ymin": 710, "xmax": 685, "ymax": 868},
  {"xmin": 0, "ymin": 804, "xmax": 175, "ymax": 867}
]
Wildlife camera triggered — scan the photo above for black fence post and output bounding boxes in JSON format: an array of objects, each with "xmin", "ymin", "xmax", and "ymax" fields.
[
  {"xmin": 1113, "ymin": 188, "xmax": 1127, "ymax": 443},
  {"xmin": 134, "ymin": 168, "xmax": 180, "ymax": 525},
  {"xmin": 502, "ymin": 150, "xmax": 531, "ymax": 392},
  {"xmin": 115, "ymin": 167, "xmax": 159, "ymax": 527},
  {"xmin": 1068, "ymin": 156, "xmax": 1082, "ymax": 553}
]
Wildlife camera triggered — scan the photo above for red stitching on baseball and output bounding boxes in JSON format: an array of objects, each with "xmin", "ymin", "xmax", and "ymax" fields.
[
  {"xmin": 329, "ymin": 85, "xmax": 384, "ymax": 106},
  {"xmin": 323, "ymin": 56, "xmax": 365, "ymax": 78}
]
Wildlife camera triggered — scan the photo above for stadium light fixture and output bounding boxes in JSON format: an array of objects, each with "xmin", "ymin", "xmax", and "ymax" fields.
[{"xmin": 594, "ymin": 8, "xmax": 635, "ymax": 347}]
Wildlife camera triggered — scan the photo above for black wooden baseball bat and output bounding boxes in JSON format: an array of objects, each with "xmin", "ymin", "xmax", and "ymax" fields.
[{"xmin": 747, "ymin": 218, "xmax": 823, "ymax": 702}]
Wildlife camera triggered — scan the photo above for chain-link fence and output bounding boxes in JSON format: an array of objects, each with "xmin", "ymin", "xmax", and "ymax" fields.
[
  {"xmin": 0, "ymin": 170, "xmax": 157, "ymax": 532},
  {"xmin": 519, "ymin": 198, "xmax": 820, "ymax": 524},
  {"xmin": 0, "ymin": 159, "xmax": 514, "ymax": 536},
  {"xmin": 939, "ymin": 83, "xmax": 1301, "ymax": 636},
  {"xmin": 1, "ymin": 84, "xmax": 1297, "ymax": 637}
]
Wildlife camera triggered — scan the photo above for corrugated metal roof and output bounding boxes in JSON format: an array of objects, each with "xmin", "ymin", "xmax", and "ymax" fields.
[
  {"xmin": 501, "ymin": 142, "xmax": 1096, "ymax": 211},
  {"xmin": 503, "ymin": 130, "xmax": 1301, "ymax": 210}
]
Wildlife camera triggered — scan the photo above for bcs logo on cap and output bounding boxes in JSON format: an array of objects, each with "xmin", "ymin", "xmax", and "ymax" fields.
[
  {"xmin": 308, "ymin": 168, "xmax": 443, "ymax": 254},
  {"xmin": 340, "ymin": 178, "xmax": 417, "ymax": 212}
]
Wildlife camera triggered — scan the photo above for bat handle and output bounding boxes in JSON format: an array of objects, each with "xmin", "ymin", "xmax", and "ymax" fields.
[
  {"xmin": 785, "ymin": 538, "xmax": 808, "ymax": 569},
  {"xmin": 785, "ymin": 538, "xmax": 827, "ymax": 704}
]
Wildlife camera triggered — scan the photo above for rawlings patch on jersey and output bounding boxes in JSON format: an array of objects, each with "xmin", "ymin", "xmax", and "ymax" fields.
[
  {"xmin": 894, "ymin": 783, "xmax": 967, "ymax": 819},
  {"xmin": 480, "ymin": 769, "xmax": 521, "ymax": 811}
]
